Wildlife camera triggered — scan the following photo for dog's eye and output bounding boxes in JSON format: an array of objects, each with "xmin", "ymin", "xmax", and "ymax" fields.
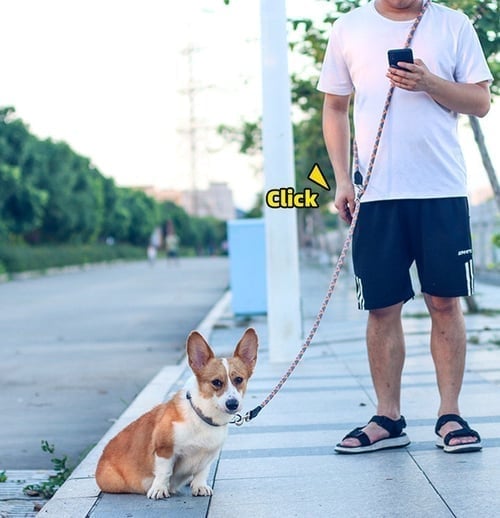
[
  {"xmin": 211, "ymin": 379, "xmax": 223, "ymax": 389},
  {"xmin": 233, "ymin": 377, "xmax": 244, "ymax": 385}
]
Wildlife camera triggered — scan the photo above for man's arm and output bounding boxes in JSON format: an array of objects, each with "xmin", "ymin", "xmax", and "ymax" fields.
[
  {"xmin": 322, "ymin": 93, "xmax": 355, "ymax": 223},
  {"xmin": 387, "ymin": 60, "xmax": 491, "ymax": 117}
]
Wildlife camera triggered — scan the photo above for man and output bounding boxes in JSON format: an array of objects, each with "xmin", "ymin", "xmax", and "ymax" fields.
[{"xmin": 318, "ymin": 0, "xmax": 492, "ymax": 453}]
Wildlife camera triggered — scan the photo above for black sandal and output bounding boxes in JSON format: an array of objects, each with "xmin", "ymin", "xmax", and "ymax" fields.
[
  {"xmin": 335, "ymin": 415, "xmax": 410, "ymax": 454},
  {"xmin": 435, "ymin": 414, "xmax": 482, "ymax": 453}
]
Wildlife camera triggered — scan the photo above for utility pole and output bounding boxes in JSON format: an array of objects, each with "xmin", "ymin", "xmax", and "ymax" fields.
[
  {"xmin": 183, "ymin": 42, "xmax": 199, "ymax": 216},
  {"xmin": 260, "ymin": 0, "xmax": 302, "ymax": 362}
]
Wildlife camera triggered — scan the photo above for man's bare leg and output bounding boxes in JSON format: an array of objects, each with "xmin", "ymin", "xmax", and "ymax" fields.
[
  {"xmin": 340, "ymin": 302, "xmax": 405, "ymax": 447},
  {"xmin": 425, "ymin": 294, "xmax": 477, "ymax": 446}
]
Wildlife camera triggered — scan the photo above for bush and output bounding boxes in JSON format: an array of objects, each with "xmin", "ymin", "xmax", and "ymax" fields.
[{"xmin": 0, "ymin": 243, "xmax": 147, "ymax": 274}]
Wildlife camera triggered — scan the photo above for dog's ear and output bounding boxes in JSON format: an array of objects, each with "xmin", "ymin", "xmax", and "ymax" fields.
[
  {"xmin": 187, "ymin": 331, "xmax": 215, "ymax": 373},
  {"xmin": 233, "ymin": 328, "xmax": 258, "ymax": 374}
]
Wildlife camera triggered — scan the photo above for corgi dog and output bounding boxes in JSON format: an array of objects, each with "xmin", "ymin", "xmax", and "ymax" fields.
[{"xmin": 95, "ymin": 328, "xmax": 258, "ymax": 499}]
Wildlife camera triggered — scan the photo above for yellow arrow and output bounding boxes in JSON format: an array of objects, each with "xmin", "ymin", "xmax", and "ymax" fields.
[{"xmin": 307, "ymin": 163, "xmax": 330, "ymax": 191}]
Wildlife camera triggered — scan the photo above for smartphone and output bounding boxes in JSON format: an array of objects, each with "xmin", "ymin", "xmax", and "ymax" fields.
[{"xmin": 387, "ymin": 48, "xmax": 414, "ymax": 70}]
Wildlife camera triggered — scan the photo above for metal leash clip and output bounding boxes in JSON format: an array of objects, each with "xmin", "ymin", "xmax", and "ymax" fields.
[
  {"xmin": 230, "ymin": 412, "xmax": 249, "ymax": 426},
  {"xmin": 231, "ymin": 405, "xmax": 262, "ymax": 426}
]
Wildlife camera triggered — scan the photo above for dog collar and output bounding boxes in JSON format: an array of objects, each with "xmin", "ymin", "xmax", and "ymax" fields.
[{"xmin": 186, "ymin": 391, "xmax": 224, "ymax": 427}]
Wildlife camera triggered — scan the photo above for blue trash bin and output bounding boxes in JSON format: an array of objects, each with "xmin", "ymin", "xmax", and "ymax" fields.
[{"xmin": 227, "ymin": 219, "xmax": 267, "ymax": 316}]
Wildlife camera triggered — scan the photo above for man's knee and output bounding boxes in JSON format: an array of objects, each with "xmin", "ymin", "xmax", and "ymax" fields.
[{"xmin": 423, "ymin": 294, "xmax": 461, "ymax": 316}]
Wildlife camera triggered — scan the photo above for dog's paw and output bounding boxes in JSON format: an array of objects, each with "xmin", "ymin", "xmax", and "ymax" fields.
[
  {"xmin": 147, "ymin": 484, "xmax": 170, "ymax": 499},
  {"xmin": 191, "ymin": 484, "xmax": 213, "ymax": 497}
]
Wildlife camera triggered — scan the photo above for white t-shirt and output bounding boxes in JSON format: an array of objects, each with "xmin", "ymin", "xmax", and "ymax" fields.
[{"xmin": 317, "ymin": 1, "xmax": 492, "ymax": 202}]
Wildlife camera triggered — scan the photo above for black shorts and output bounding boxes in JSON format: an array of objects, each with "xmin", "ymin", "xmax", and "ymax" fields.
[{"xmin": 352, "ymin": 197, "xmax": 474, "ymax": 310}]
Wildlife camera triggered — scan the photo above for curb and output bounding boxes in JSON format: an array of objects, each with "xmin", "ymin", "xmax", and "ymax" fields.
[{"xmin": 38, "ymin": 290, "xmax": 231, "ymax": 517}]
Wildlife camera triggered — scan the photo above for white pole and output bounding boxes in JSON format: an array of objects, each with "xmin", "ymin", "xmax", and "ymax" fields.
[{"xmin": 260, "ymin": 0, "xmax": 302, "ymax": 362}]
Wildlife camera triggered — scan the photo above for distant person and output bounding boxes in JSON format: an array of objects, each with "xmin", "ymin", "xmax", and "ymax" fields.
[
  {"xmin": 147, "ymin": 244, "xmax": 157, "ymax": 266},
  {"xmin": 166, "ymin": 234, "xmax": 179, "ymax": 259},
  {"xmin": 165, "ymin": 221, "xmax": 180, "ymax": 264},
  {"xmin": 318, "ymin": 0, "xmax": 491, "ymax": 453}
]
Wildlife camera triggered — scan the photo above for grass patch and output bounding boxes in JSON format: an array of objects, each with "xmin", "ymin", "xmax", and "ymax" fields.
[{"xmin": 0, "ymin": 243, "xmax": 147, "ymax": 275}]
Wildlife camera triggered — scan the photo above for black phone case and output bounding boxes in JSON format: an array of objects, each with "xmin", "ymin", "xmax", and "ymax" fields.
[{"xmin": 387, "ymin": 48, "xmax": 414, "ymax": 69}]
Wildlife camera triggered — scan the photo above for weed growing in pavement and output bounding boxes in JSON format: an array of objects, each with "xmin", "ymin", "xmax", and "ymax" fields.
[
  {"xmin": 478, "ymin": 308, "xmax": 500, "ymax": 317},
  {"xmin": 23, "ymin": 440, "xmax": 72, "ymax": 499},
  {"xmin": 490, "ymin": 335, "xmax": 500, "ymax": 346},
  {"xmin": 467, "ymin": 329, "xmax": 500, "ymax": 347}
]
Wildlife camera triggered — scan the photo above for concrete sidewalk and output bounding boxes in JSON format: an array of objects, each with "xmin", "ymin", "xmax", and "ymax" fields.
[{"xmin": 40, "ymin": 260, "xmax": 500, "ymax": 517}]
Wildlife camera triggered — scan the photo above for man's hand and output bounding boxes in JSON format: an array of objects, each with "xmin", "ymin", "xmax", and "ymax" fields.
[
  {"xmin": 334, "ymin": 182, "xmax": 356, "ymax": 224},
  {"xmin": 386, "ymin": 58, "xmax": 431, "ymax": 92}
]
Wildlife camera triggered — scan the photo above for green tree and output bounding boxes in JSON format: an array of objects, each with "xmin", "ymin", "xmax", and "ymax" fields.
[
  {"xmin": 61, "ymin": 155, "xmax": 105, "ymax": 243},
  {"xmin": 0, "ymin": 110, "xmax": 49, "ymax": 241},
  {"xmin": 33, "ymin": 140, "xmax": 91, "ymax": 242},
  {"xmin": 101, "ymin": 177, "xmax": 132, "ymax": 242},
  {"xmin": 0, "ymin": 107, "xmax": 32, "ymax": 167},
  {"xmin": 123, "ymin": 188, "xmax": 159, "ymax": 246},
  {"xmin": 191, "ymin": 216, "xmax": 227, "ymax": 255},
  {"xmin": 160, "ymin": 200, "xmax": 196, "ymax": 249},
  {"xmin": 0, "ymin": 165, "xmax": 48, "ymax": 238}
]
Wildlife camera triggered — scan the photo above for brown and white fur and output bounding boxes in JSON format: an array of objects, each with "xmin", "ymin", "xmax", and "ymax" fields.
[{"xmin": 95, "ymin": 328, "xmax": 258, "ymax": 499}]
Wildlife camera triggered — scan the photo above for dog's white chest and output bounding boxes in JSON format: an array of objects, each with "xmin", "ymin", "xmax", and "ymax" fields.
[
  {"xmin": 175, "ymin": 420, "xmax": 227, "ymax": 454},
  {"xmin": 171, "ymin": 421, "xmax": 227, "ymax": 479}
]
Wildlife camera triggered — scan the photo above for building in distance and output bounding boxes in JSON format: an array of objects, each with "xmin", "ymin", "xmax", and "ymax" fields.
[{"xmin": 136, "ymin": 182, "xmax": 236, "ymax": 221}]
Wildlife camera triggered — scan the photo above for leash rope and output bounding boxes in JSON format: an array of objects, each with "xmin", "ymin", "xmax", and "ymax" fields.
[{"xmin": 232, "ymin": 0, "xmax": 430, "ymax": 427}]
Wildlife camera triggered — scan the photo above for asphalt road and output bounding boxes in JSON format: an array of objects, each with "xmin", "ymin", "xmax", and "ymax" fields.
[{"xmin": 0, "ymin": 257, "xmax": 229, "ymax": 469}]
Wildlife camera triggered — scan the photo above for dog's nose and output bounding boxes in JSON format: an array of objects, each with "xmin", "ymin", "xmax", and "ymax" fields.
[{"xmin": 225, "ymin": 398, "xmax": 239, "ymax": 413}]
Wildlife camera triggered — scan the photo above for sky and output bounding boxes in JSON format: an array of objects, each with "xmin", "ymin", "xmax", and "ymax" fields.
[{"xmin": 1, "ymin": 0, "xmax": 498, "ymax": 211}]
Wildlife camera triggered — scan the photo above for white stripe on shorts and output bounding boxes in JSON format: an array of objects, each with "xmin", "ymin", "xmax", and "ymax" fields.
[
  {"xmin": 355, "ymin": 276, "xmax": 365, "ymax": 310},
  {"xmin": 465, "ymin": 259, "xmax": 474, "ymax": 295}
]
